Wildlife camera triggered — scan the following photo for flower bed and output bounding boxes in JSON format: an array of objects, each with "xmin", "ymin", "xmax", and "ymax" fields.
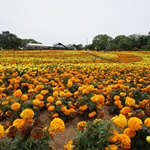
[{"xmin": 0, "ymin": 50, "xmax": 150, "ymax": 150}]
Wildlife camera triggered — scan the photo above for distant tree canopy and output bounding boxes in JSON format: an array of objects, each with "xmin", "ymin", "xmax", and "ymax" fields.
[
  {"xmin": 0, "ymin": 30, "xmax": 150, "ymax": 51},
  {"xmin": 86, "ymin": 32, "xmax": 150, "ymax": 51},
  {"xmin": 0, "ymin": 31, "xmax": 40, "ymax": 49}
]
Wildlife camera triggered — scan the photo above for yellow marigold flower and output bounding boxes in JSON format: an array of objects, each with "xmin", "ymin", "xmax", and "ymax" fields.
[
  {"xmin": 125, "ymin": 97, "xmax": 135, "ymax": 107},
  {"xmin": 118, "ymin": 134, "xmax": 131, "ymax": 150},
  {"xmin": 53, "ymin": 91, "xmax": 58, "ymax": 98},
  {"xmin": 40, "ymin": 90, "xmax": 49, "ymax": 95},
  {"xmin": 64, "ymin": 140, "xmax": 73, "ymax": 150},
  {"xmin": 146, "ymin": 136, "xmax": 150, "ymax": 143},
  {"xmin": 12, "ymin": 119, "xmax": 25, "ymax": 129},
  {"xmin": 90, "ymin": 95, "xmax": 98, "ymax": 103},
  {"xmin": 20, "ymin": 108, "xmax": 34, "ymax": 119},
  {"xmin": 1, "ymin": 101, "xmax": 9, "ymax": 106},
  {"xmin": 36, "ymin": 94, "xmax": 44, "ymax": 101},
  {"xmin": 144, "ymin": 118, "xmax": 150, "ymax": 127},
  {"xmin": 33, "ymin": 99, "xmax": 41, "ymax": 106},
  {"xmin": 56, "ymin": 100, "xmax": 62, "ymax": 106},
  {"xmin": 77, "ymin": 121, "xmax": 87, "ymax": 131},
  {"xmin": 59, "ymin": 91, "xmax": 65, "ymax": 97},
  {"xmin": 13, "ymin": 89, "xmax": 22, "ymax": 98},
  {"xmin": 0, "ymin": 124, "xmax": 4, "ymax": 138},
  {"xmin": 35, "ymin": 85, "xmax": 44, "ymax": 90},
  {"xmin": 11, "ymin": 102, "xmax": 21, "ymax": 111},
  {"xmin": 123, "ymin": 128, "xmax": 136, "ymax": 138},
  {"xmin": 97, "ymin": 94, "xmax": 105, "ymax": 104},
  {"xmin": 65, "ymin": 91, "xmax": 72, "ymax": 97},
  {"xmin": 105, "ymin": 144, "xmax": 118, "ymax": 150},
  {"xmin": 49, "ymin": 118, "xmax": 65, "ymax": 132},
  {"xmin": 47, "ymin": 96, "xmax": 54, "ymax": 103},
  {"xmin": 111, "ymin": 114, "xmax": 127, "ymax": 128},
  {"xmin": 120, "ymin": 92, "xmax": 126, "ymax": 97},
  {"xmin": 128, "ymin": 117, "xmax": 143, "ymax": 131}
]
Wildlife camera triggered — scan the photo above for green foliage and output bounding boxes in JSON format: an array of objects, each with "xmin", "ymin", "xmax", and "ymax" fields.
[
  {"xmin": 0, "ymin": 130, "xmax": 52, "ymax": 150},
  {"xmin": 130, "ymin": 125, "xmax": 150, "ymax": 150},
  {"xmin": 72, "ymin": 119, "xmax": 114, "ymax": 150}
]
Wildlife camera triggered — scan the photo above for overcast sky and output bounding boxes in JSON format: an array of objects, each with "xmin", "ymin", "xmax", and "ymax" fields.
[{"xmin": 0, "ymin": 0, "xmax": 150, "ymax": 46}]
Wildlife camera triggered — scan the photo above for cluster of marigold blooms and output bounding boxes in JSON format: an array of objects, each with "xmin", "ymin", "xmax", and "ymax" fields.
[
  {"xmin": 0, "ymin": 51, "xmax": 150, "ymax": 150},
  {"xmin": 64, "ymin": 115, "xmax": 150, "ymax": 150},
  {"xmin": 0, "ymin": 107, "xmax": 65, "ymax": 141}
]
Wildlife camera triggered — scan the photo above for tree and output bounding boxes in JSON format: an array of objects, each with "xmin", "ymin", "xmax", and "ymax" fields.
[
  {"xmin": 0, "ymin": 31, "xmax": 22, "ymax": 49},
  {"xmin": 114, "ymin": 35, "xmax": 132, "ymax": 50},
  {"xmin": 92, "ymin": 34, "xmax": 112, "ymax": 51},
  {"xmin": 21, "ymin": 39, "xmax": 41, "ymax": 47}
]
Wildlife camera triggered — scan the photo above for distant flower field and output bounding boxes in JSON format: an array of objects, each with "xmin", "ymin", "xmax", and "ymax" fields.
[{"xmin": 0, "ymin": 50, "xmax": 150, "ymax": 150}]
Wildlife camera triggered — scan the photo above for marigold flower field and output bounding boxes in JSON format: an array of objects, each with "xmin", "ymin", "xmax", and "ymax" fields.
[{"xmin": 0, "ymin": 50, "xmax": 150, "ymax": 150}]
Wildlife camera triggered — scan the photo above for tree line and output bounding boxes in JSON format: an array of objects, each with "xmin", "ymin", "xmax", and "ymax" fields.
[
  {"xmin": 0, "ymin": 30, "xmax": 150, "ymax": 51},
  {"xmin": 0, "ymin": 31, "xmax": 40, "ymax": 50},
  {"xmin": 85, "ymin": 32, "xmax": 150, "ymax": 51}
]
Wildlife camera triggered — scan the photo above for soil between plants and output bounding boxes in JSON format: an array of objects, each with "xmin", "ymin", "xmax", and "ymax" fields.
[
  {"xmin": 0, "ymin": 105, "xmax": 113, "ymax": 150},
  {"xmin": 47, "ymin": 105, "xmax": 113, "ymax": 150}
]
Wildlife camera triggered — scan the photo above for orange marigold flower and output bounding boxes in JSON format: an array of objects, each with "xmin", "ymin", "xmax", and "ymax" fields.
[
  {"xmin": 105, "ymin": 144, "xmax": 118, "ymax": 150},
  {"xmin": 6, "ymin": 126, "xmax": 18, "ymax": 138},
  {"xmin": 144, "ymin": 118, "xmax": 150, "ymax": 127},
  {"xmin": 79, "ymin": 104, "xmax": 88, "ymax": 111},
  {"xmin": 120, "ymin": 107, "xmax": 131, "ymax": 115},
  {"xmin": 128, "ymin": 117, "xmax": 143, "ymax": 131},
  {"xmin": 114, "ymin": 95, "xmax": 120, "ymax": 101},
  {"xmin": 64, "ymin": 109, "xmax": 71, "ymax": 115},
  {"xmin": 52, "ymin": 113, "xmax": 59, "ymax": 118},
  {"xmin": 21, "ymin": 94, "xmax": 28, "ymax": 101},
  {"xmin": 67, "ymin": 80, "xmax": 73, "ymax": 88},
  {"xmin": 109, "ymin": 129, "xmax": 119, "ymax": 143},
  {"xmin": 13, "ymin": 89, "xmax": 22, "ymax": 98},
  {"xmin": 118, "ymin": 134, "xmax": 131, "ymax": 150},
  {"xmin": 20, "ymin": 108, "xmax": 34, "ymax": 119},
  {"xmin": 47, "ymin": 105, "xmax": 55, "ymax": 112},
  {"xmin": 123, "ymin": 128, "xmax": 136, "ymax": 138},
  {"xmin": 35, "ymin": 94, "xmax": 44, "ymax": 101},
  {"xmin": 114, "ymin": 100, "xmax": 122, "ymax": 106},
  {"xmin": 64, "ymin": 140, "xmax": 73, "ymax": 150},
  {"xmin": 88, "ymin": 111, "xmax": 96, "ymax": 118},
  {"xmin": 11, "ymin": 102, "xmax": 21, "ymax": 111},
  {"xmin": 30, "ymin": 127, "xmax": 43, "ymax": 139}
]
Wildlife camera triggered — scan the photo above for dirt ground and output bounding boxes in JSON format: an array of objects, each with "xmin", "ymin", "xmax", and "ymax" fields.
[
  {"xmin": 47, "ymin": 105, "xmax": 113, "ymax": 150},
  {"xmin": 0, "ymin": 105, "xmax": 113, "ymax": 150}
]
